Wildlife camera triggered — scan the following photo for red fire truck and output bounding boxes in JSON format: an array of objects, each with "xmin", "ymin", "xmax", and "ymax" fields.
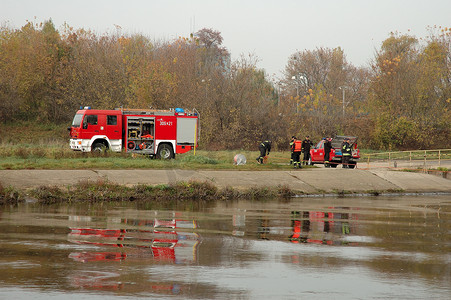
[{"xmin": 69, "ymin": 107, "xmax": 199, "ymax": 159}]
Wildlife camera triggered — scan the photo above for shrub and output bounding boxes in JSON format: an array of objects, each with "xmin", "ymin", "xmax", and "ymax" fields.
[
  {"xmin": 32, "ymin": 148, "xmax": 46, "ymax": 158},
  {"xmin": 15, "ymin": 147, "xmax": 29, "ymax": 159},
  {"xmin": 276, "ymin": 185, "xmax": 295, "ymax": 198},
  {"xmin": 0, "ymin": 184, "xmax": 21, "ymax": 205},
  {"xmin": 31, "ymin": 186, "xmax": 66, "ymax": 204}
]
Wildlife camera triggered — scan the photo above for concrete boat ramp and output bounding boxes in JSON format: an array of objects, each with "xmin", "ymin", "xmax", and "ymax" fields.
[{"xmin": 1, "ymin": 168, "xmax": 450, "ymax": 194}]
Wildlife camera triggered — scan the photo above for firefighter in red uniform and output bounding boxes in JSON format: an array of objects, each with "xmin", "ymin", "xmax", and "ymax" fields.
[
  {"xmin": 289, "ymin": 136, "xmax": 296, "ymax": 165},
  {"xmin": 292, "ymin": 137, "xmax": 303, "ymax": 169}
]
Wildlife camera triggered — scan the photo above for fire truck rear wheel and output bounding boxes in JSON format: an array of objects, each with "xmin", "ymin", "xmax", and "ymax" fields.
[{"xmin": 157, "ymin": 144, "xmax": 174, "ymax": 159}]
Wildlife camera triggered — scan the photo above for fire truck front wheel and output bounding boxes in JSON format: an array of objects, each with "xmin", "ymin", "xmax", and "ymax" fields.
[
  {"xmin": 92, "ymin": 142, "xmax": 107, "ymax": 153},
  {"xmin": 157, "ymin": 144, "xmax": 174, "ymax": 159}
]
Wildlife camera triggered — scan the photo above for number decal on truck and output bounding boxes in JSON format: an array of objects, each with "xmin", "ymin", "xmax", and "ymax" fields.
[{"xmin": 157, "ymin": 118, "xmax": 173, "ymax": 126}]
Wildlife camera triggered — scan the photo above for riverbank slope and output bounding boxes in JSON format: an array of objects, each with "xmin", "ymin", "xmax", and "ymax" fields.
[{"xmin": 1, "ymin": 168, "xmax": 450, "ymax": 194}]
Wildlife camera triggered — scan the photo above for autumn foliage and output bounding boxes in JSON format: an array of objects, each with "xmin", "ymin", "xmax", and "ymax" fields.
[
  {"xmin": 281, "ymin": 29, "xmax": 451, "ymax": 150},
  {"xmin": 0, "ymin": 21, "xmax": 450, "ymax": 150},
  {"xmin": 367, "ymin": 29, "xmax": 451, "ymax": 149}
]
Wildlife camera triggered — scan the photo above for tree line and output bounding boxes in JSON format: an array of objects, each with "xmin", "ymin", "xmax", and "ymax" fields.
[{"xmin": 0, "ymin": 20, "xmax": 450, "ymax": 150}]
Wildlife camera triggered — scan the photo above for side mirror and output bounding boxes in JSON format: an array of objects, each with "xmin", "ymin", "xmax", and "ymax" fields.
[{"xmin": 82, "ymin": 121, "xmax": 88, "ymax": 129}]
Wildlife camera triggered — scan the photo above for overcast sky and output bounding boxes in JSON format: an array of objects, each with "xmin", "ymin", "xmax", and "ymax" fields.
[{"xmin": 2, "ymin": 0, "xmax": 450, "ymax": 79}]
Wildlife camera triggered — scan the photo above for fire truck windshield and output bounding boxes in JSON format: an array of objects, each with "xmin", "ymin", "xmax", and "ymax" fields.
[{"xmin": 71, "ymin": 114, "xmax": 83, "ymax": 127}]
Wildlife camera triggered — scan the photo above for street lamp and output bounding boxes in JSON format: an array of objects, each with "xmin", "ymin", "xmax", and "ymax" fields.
[
  {"xmin": 292, "ymin": 73, "xmax": 307, "ymax": 113},
  {"xmin": 291, "ymin": 75, "xmax": 299, "ymax": 97},
  {"xmin": 201, "ymin": 79, "xmax": 211, "ymax": 98},
  {"xmin": 269, "ymin": 76, "xmax": 282, "ymax": 108},
  {"xmin": 291, "ymin": 76, "xmax": 299, "ymax": 113},
  {"xmin": 339, "ymin": 86, "xmax": 348, "ymax": 118}
]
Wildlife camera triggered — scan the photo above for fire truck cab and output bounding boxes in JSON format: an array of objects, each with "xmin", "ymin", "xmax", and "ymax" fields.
[{"xmin": 69, "ymin": 107, "xmax": 199, "ymax": 159}]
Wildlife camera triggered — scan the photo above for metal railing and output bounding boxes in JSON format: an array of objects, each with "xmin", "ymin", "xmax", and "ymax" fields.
[{"xmin": 361, "ymin": 149, "xmax": 451, "ymax": 177}]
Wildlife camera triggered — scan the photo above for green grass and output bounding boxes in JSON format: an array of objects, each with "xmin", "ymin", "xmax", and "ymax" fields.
[
  {"xmin": 0, "ymin": 141, "xmax": 306, "ymax": 170},
  {"xmin": 0, "ymin": 121, "xmax": 68, "ymax": 144},
  {"xmin": 0, "ymin": 122, "xmax": 303, "ymax": 170},
  {"xmin": 2, "ymin": 140, "xmax": 448, "ymax": 171},
  {"xmin": 2, "ymin": 122, "xmax": 449, "ymax": 168}
]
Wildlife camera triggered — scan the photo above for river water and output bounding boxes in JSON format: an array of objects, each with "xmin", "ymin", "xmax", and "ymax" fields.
[{"xmin": 0, "ymin": 195, "xmax": 450, "ymax": 299}]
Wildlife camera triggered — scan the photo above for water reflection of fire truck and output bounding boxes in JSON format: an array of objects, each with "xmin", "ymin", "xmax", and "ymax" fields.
[{"xmin": 68, "ymin": 217, "xmax": 200, "ymax": 264}]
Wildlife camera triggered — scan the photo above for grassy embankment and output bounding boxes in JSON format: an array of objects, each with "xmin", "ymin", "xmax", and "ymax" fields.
[
  {"xmin": 0, "ymin": 142, "xmax": 298, "ymax": 170},
  {"xmin": 2, "ymin": 122, "xmax": 447, "ymax": 205},
  {"xmin": 1, "ymin": 122, "xmax": 447, "ymax": 171},
  {"xmin": 0, "ymin": 122, "xmax": 297, "ymax": 204},
  {"xmin": 0, "ymin": 138, "xmax": 298, "ymax": 204},
  {"xmin": 0, "ymin": 121, "xmax": 304, "ymax": 170}
]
